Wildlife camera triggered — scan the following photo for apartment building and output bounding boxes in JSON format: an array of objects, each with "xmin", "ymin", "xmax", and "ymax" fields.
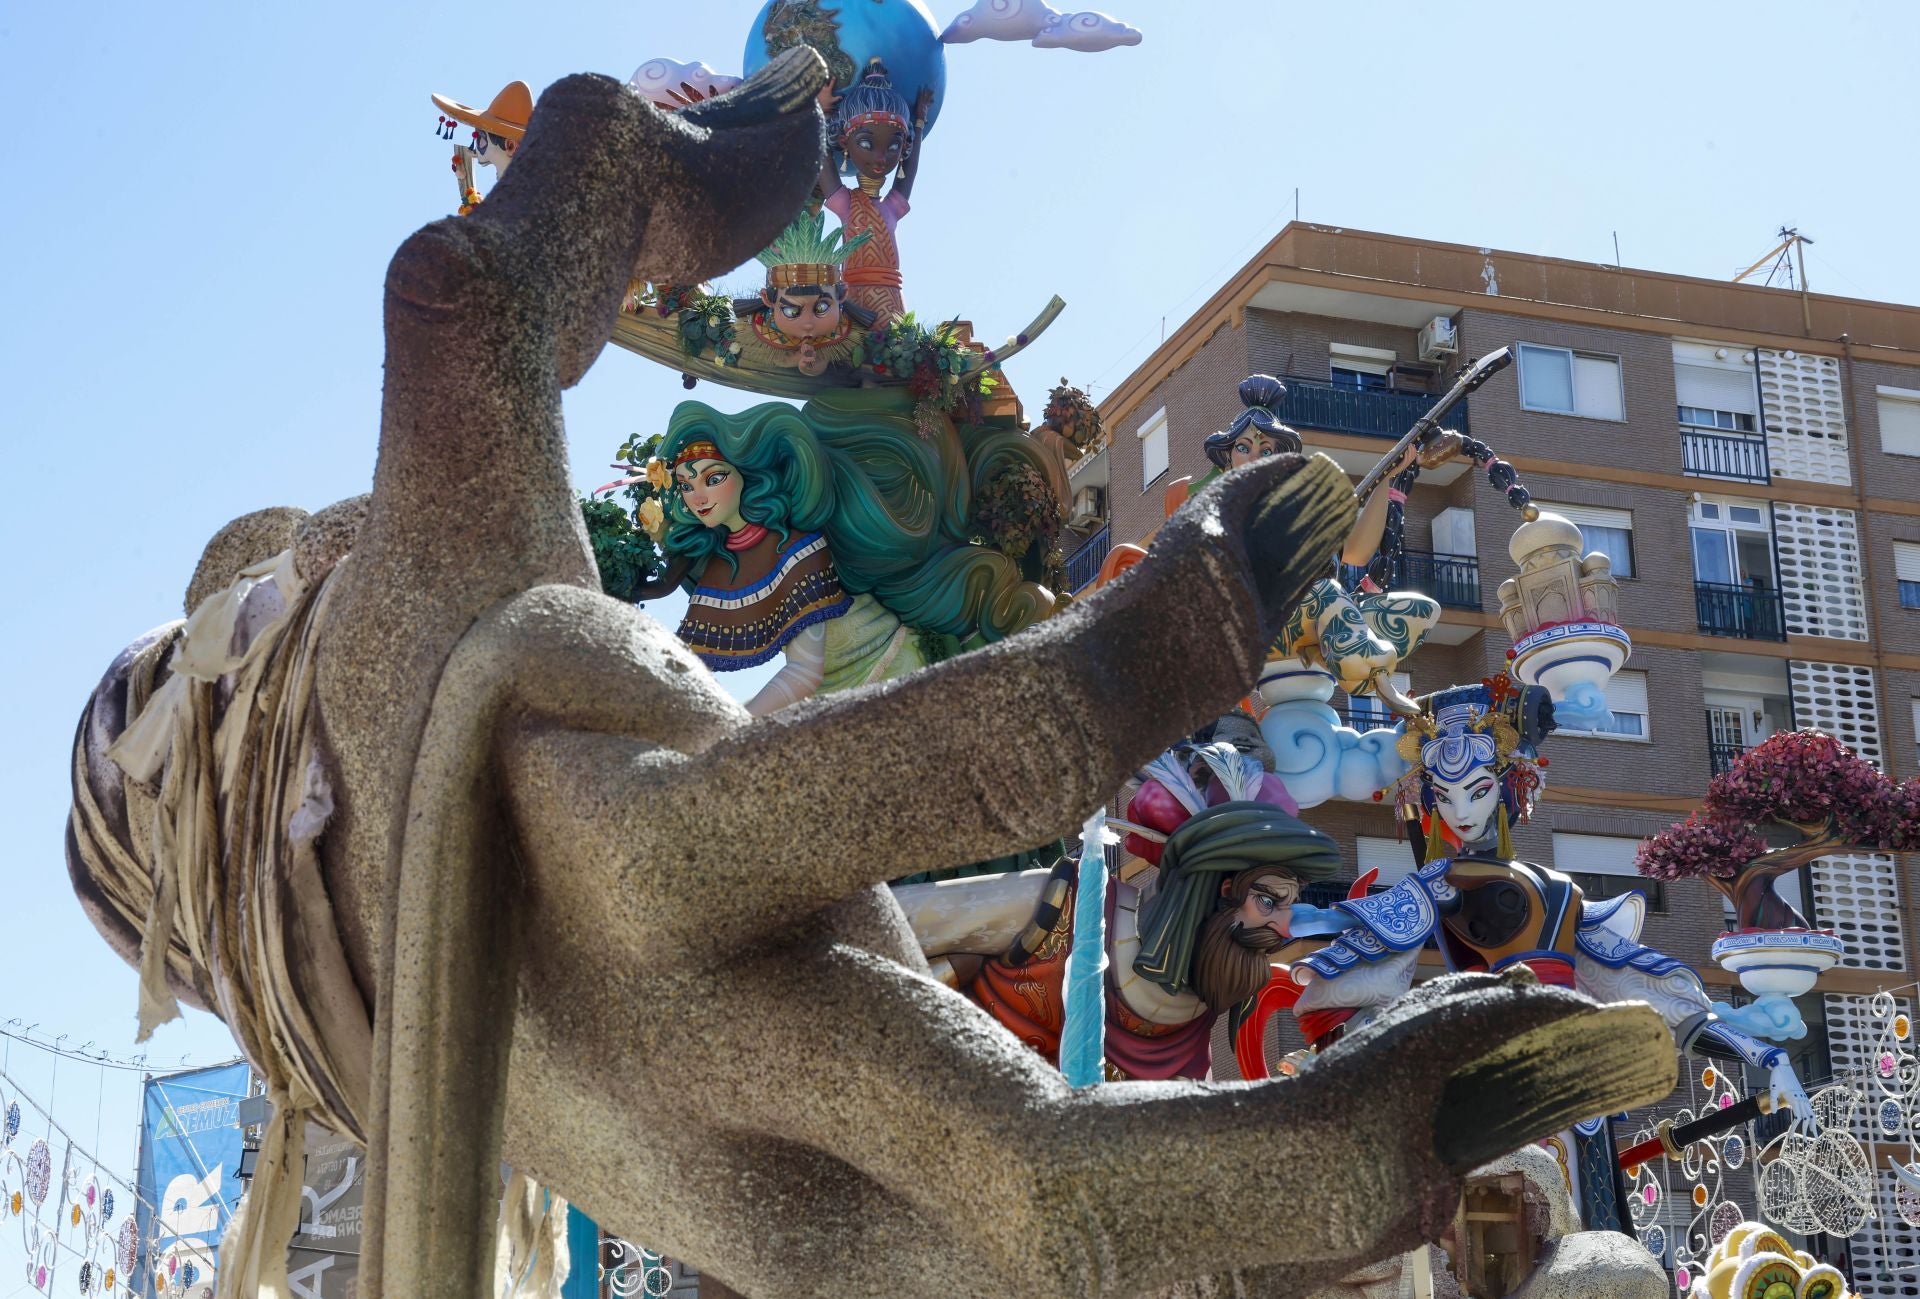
[{"xmin": 1069, "ymin": 223, "xmax": 1920, "ymax": 1290}]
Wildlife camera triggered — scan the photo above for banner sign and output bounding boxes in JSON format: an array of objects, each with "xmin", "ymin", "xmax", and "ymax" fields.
[
  {"xmin": 133, "ymin": 1062, "xmax": 251, "ymax": 1299},
  {"xmin": 288, "ymin": 1122, "xmax": 362, "ymax": 1299}
]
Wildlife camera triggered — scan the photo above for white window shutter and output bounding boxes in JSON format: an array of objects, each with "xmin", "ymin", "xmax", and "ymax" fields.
[
  {"xmin": 1895, "ymin": 541, "xmax": 1920, "ymax": 584},
  {"xmin": 1605, "ymin": 670, "xmax": 1650, "ymax": 717},
  {"xmin": 1572, "ymin": 355, "xmax": 1624, "ymax": 420},
  {"xmin": 1356, "ymin": 836, "xmax": 1415, "ymax": 887},
  {"xmin": 1676, "ymin": 363, "xmax": 1758, "ymax": 415},
  {"xmin": 1878, "ymin": 390, "xmax": 1920, "ymax": 458},
  {"xmin": 1139, "ymin": 409, "xmax": 1169, "ymax": 489},
  {"xmin": 1536, "ymin": 502, "xmax": 1632, "ymax": 534},
  {"xmin": 1550, "ymin": 832, "xmax": 1644, "ymax": 877}
]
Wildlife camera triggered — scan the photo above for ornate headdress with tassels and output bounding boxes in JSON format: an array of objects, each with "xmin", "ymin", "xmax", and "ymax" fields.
[{"xmin": 1393, "ymin": 673, "xmax": 1553, "ymax": 859}]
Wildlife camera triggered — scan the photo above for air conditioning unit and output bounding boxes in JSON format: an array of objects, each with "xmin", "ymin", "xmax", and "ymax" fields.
[
  {"xmin": 1418, "ymin": 316, "xmax": 1458, "ymax": 363},
  {"xmin": 1069, "ymin": 485, "xmax": 1105, "ymax": 526}
]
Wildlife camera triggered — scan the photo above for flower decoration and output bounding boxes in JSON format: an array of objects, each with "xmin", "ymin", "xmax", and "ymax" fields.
[
  {"xmin": 1481, "ymin": 672, "xmax": 1519, "ymax": 708},
  {"xmin": 636, "ymin": 497, "xmax": 666, "ymax": 543},
  {"xmin": 578, "ymin": 431, "xmax": 675, "ymax": 603}
]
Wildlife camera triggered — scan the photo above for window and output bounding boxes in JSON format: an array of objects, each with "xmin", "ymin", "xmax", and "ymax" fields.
[
  {"xmin": 1339, "ymin": 672, "xmax": 1409, "ymax": 731},
  {"xmin": 1551, "ymin": 832, "xmax": 1663, "ymax": 912},
  {"xmin": 1897, "ymin": 540, "xmax": 1920, "ymax": 609},
  {"xmin": 1557, "ymin": 669, "xmax": 1650, "ymax": 740},
  {"xmin": 1518, "ymin": 344, "xmax": 1624, "ymax": 420},
  {"xmin": 1878, "ymin": 387, "xmax": 1920, "ymax": 458},
  {"xmin": 1356, "ymin": 835, "xmax": 1416, "ymax": 889},
  {"xmin": 1678, "ymin": 405, "xmax": 1757, "ymax": 434},
  {"xmin": 1331, "ymin": 343, "xmax": 1396, "ymax": 392},
  {"xmin": 1534, "ymin": 502, "xmax": 1634, "ymax": 578},
  {"xmin": 1690, "ymin": 497, "xmax": 1776, "ymax": 588},
  {"xmin": 1913, "ymin": 699, "xmax": 1920, "ymax": 769},
  {"xmin": 1138, "ymin": 407, "xmax": 1168, "ymax": 490},
  {"xmin": 1674, "ymin": 352, "xmax": 1758, "ymax": 431}
]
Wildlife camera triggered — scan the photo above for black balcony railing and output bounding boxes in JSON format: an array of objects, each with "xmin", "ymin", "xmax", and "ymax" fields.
[
  {"xmin": 1340, "ymin": 697, "xmax": 1396, "ymax": 730},
  {"xmin": 1681, "ymin": 429, "xmax": 1771, "ymax": 484},
  {"xmin": 1695, "ymin": 581, "xmax": 1787, "ymax": 641},
  {"xmin": 1275, "ymin": 376, "xmax": 1469, "ymax": 441},
  {"xmin": 1709, "ymin": 739, "xmax": 1750, "ymax": 777},
  {"xmin": 1064, "ymin": 525, "xmax": 1111, "ymax": 593},
  {"xmin": 1392, "ymin": 549, "xmax": 1481, "ymax": 610}
]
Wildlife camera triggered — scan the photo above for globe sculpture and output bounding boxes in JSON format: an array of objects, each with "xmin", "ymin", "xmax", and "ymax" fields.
[{"xmin": 745, "ymin": 0, "xmax": 948, "ymax": 137}]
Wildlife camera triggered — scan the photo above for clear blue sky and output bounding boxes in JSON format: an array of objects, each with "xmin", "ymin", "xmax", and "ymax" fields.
[{"xmin": 1, "ymin": 0, "xmax": 1915, "ymax": 1281}]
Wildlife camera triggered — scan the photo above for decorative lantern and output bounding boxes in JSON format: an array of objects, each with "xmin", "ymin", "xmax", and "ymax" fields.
[{"xmin": 1497, "ymin": 512, "xmax": 1630, "ymax": 731}]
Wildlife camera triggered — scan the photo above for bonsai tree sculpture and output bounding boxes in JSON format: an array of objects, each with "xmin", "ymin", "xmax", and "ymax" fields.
[{"xmin": 1636, "ymin": 730, "xmax": 1920, "ymax": 933}]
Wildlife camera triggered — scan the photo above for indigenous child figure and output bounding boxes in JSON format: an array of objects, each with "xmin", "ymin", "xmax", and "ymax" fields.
[
  {"xmin": 732, "ymin": 209, "xmax": 876, "ymax": 377},
  {"xmin": 818, "ymin": 59, "xmax": 933, "ymax": 325}
]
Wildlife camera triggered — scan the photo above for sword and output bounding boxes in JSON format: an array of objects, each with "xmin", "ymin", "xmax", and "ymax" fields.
[
  {"xmin": 1353, "ymin": 346, "xmax": 1514, "ymax": 503},
  {"xmin": 1616, "ymin": 1091, "xmax": 1777, "ymax": 1169}
]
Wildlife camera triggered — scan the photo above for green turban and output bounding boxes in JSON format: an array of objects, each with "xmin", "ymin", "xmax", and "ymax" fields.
[{"xmin": 1132, "ymin": 801, "xmax": 1342, "ymax": 996}]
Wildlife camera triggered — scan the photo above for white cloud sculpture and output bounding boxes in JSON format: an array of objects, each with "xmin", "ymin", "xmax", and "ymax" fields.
[
  {"xmin": 626, "ymin": 58, "xmax": 742, "ymax": 110},
  {"xmin": 941, "ymin": 0, "xmax": 1140, "ymax": 51},
  {"xmin": 1032, "ymin": 9, "xmax": 1142, "ymax": 51},
  {"xmin": 940, "ymin": 0, "xmax": 1061, "ymax": 43}
]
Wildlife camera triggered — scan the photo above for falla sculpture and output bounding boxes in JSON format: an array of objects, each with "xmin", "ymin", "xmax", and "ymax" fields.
[{"xmin": 61, "ymin": 48, "xmax": 1685, "ymax": 1299}]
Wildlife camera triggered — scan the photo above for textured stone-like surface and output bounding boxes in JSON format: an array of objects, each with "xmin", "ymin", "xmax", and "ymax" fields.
[
  {"xmin": 67, "ymin": 47, "xmax": 1680, "ymax": 1299},
  {"xmin": 1511, "ymin": 1231, "xmax": 1668, "ymax": 1299}
]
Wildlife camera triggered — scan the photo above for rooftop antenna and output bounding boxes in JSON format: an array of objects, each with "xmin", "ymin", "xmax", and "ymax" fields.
[{"xmin": 1733, "ymin": 226, "xmax": 1814, "ymax": 334}]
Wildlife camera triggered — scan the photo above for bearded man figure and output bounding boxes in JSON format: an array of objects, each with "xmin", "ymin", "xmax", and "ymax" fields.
[{"xmin": 908, "ymin": 745, "xmax": 1338, "ymax": 1080}]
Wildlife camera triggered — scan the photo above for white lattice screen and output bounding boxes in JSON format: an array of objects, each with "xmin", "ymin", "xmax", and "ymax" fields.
[
  {"xmin": 1775, "ymin": 504, "xmax": 1870, "ymax": 640},
  {"xmin": 1793, "ymin": 662, "xmax": 1900, "ymax": 967},
  {"xmin": 1812, "ymin": 853, "xmax": 1907, "ymax": 969},
  {"xmin": 1760, "ymin": 349, "xmax": 1851, "ymax": 485},
  {"xmin": 1851, "ymin": 1179, "xmax": 1920, "ymax": 1299},
  {"xmin": 1818, "ymin": 991, "xmax": 1920, "ymax": 1299},
  {"xmin": 1825, "ymin": 993, "xmax": 1913, "ymax": 1138},
  {"xmin": 1791, "ymin": 660, "xmax": 1885, "ymax": 764}
]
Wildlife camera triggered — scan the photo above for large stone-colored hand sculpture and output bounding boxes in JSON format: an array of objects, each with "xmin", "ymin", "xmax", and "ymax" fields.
[{"xmin": 67, "ymin": 49, "xmax": 1675, "ymax": 1299}]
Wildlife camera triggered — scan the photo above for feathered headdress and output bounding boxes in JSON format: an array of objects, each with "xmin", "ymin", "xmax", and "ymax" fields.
[{"xmin": 754, "ymin": 209, "xmax": 871, "ymax": 288}]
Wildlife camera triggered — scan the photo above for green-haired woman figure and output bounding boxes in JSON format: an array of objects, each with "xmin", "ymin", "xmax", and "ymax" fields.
[{"xmin": 639, "ymin": 391, "xmax": 1055, "ymax": 715}]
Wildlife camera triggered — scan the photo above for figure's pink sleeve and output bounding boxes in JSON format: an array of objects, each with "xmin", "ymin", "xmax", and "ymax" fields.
[
  {"xmin": 821, "ymin": 182, "xmax": 851, "ymax": 221},
  {"xmin": 882, "ymin": 189, "xmax": 910, "ymax": 223}
]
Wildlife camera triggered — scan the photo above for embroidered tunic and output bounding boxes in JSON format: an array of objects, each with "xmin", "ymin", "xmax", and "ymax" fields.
[{"xmin": 676, "ymin": 528, "xmax": 851, "ymax": 671}]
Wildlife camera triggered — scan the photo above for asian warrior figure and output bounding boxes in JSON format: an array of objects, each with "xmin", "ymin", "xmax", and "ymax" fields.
[{"xmin": 1274, "ymin": 676, "xmax": 1816, "ymax": 1225}]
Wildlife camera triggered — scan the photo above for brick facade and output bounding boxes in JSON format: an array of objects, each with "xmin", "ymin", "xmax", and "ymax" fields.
[{"xmin": 1096, "ymin": 226, "xmax": 1920, "ymax": 1003}]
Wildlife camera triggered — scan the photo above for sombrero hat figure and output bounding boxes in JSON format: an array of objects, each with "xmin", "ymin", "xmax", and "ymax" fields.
[{"xmin": 430, "ymin": 81, "xmax": 533, "ymax": 211}]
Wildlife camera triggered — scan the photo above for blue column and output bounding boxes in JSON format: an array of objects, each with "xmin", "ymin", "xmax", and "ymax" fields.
[{"xmin": 563, "ymin": 1203, "xmax": 601, "ymax": 1299}]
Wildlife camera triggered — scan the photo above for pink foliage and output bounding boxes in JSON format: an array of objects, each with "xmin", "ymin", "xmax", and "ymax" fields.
[{"xmin": 1636, "ymin": 731, "xmax": 1920, "ymax": 881}]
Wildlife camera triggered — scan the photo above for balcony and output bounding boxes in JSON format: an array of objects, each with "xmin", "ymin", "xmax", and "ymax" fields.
[
  {"xmin": 1064, "ymin": 525, "xmax": 1111, "ymax": 594},
  {"xmin": 1340, "ymin": 697, "xmax": 1397, "ymax": 730},
  {"xmin": 1695, "ymin": 581, "xmax": 1787, "ymax": 641},
  {"xmin": 1708, "ymin": 739, "xmax": 1749, "ymax": 777},
  {"xmin": 1276, "ymin": 376, "xmax": 1470, "ymax": 441},
  {"xmin": 1681, "ymin": 429, "xmax": 1770, "ymax": 484},
  {"xmin": 1392, "ymin": 549, "xmax": 1481, "ymax": 610}
]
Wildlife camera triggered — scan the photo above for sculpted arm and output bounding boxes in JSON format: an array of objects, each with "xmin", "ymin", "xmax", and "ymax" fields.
[{"xmin": 500, "ymin": 454, "xmax": 1356, "ymax": 952}]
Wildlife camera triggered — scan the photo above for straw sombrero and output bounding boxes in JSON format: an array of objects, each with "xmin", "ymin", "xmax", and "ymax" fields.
[{"xmin": 431, "ymin": 81, "xmax": 534, "ymax": 141}]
